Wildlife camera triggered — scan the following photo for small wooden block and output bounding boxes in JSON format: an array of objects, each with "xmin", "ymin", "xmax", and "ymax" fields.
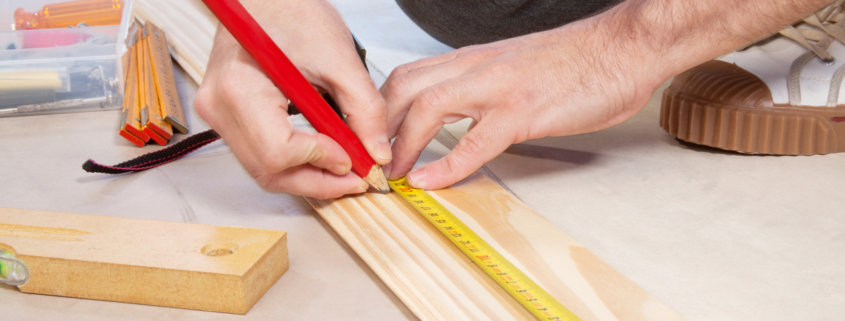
[{"xmin": 0, "ymin": 208, "xmax": 288, "ymax": 314}]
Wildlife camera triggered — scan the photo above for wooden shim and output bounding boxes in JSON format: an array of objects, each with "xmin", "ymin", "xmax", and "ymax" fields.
[
  {"xmin": 305, "ymin": 133, "xmax": 685, "ymax": 321},
  {"xmin": 0, "ymin": 208, "xmax": 288, "ymax": 314}
]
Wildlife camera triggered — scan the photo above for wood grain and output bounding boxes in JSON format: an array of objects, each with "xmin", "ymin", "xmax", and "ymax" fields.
[
  {"xmin": 306, "ymin": 132, "xmax": 685, "ymax": 321},
  {"xmin": 134, "ymin": 0, "xmax": 217, "ymax": 83},
  {"xmin": 0, "ymin": 208, "xmax": 288, "ymax": 314},
  {"xmin": 129, "ymin": 3, "xmax": 684, "ymax": 318}
]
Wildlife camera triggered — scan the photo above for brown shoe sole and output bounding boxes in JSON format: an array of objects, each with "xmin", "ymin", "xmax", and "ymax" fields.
[{"xmin": 660, "ymin": 61, "xmax": 845, "ymax": 155}]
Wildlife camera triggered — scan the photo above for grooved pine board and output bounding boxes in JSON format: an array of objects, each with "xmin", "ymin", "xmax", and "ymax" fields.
[
  {"xmin": 0, "ymin": 208, "xmax": 288, "ymax": 314},
  {"xmin": 305, "ymin": 134, "xmax": 685, "ymax": 321},
  {"xmin": 130, "ymin": 1, "xmax": 683, "ymax": 318}
]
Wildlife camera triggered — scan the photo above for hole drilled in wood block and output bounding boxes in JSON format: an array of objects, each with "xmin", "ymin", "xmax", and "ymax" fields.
[
  {"xmin": 0, "ymin": 208, "xmax": 288, "ymax": 314},
  {"xmin": 201, "ymin": 242, "xmax": 238, "ymax": 257}
]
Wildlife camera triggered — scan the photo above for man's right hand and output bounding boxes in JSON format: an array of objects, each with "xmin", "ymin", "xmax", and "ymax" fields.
[{"xmin": 195, "ymin": 0, "xmax": 391, "ymax": 199}]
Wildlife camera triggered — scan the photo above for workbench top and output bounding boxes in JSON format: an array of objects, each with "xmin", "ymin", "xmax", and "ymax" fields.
[{"xmin": 1, "ymin": 1, "xmax": 843, "ymax": 320}]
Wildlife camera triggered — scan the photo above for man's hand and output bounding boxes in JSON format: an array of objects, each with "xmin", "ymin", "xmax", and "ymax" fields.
[
  {"xmin": 195, "ymin": 0, "xmax": 391, "ymax": 199},
  {"xmin": 382, "ymin": 0, "xmax": 831, "ymax": 190},
  {"xmin": 382, "ymin": 17, "xmax": 662, "ymax": 190}
]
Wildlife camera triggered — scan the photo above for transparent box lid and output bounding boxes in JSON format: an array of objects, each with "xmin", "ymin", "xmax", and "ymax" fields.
[{"xmin": 0, "ymin": 0, "xmax": 133, "ymax": 117}]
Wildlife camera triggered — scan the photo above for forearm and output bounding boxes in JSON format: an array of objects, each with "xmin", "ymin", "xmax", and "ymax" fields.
[{"xmin": 591, "ymin": 0, "xmax": 832, "ymax": 85}]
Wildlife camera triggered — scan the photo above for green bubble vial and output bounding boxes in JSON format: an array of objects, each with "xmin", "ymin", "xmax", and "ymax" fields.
[{"xmin": 0, "ymin": 249, "xmax": 29, "ymax": 286}]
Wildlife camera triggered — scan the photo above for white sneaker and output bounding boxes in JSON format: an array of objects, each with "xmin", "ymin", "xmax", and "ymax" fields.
[{"xmin": 661, "ymin": 1, "xmax": 845, "ymax": 155}]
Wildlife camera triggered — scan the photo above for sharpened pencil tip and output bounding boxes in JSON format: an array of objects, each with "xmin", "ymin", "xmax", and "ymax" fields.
[{"xmin": 364, "ymin": 165, "xmax": 390, "ymax": 194}]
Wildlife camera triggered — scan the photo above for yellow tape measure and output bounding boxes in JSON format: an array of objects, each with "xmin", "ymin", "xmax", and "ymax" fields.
[{"xmin": 389, "ymin": 178, "xmax": 581, "ymax": 321}]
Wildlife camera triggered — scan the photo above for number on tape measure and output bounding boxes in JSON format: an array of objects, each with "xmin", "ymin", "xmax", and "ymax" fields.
[{"xmin": 389, "ymin": 178, "xmax": 581, "ymax": 321}]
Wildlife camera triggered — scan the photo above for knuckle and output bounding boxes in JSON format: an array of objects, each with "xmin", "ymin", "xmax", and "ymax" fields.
[
  {"xmin": 257, "ymin": 150, "xmax": 289, "ymax": 174},
  {"xmin": 347, "ymin": 97, "xmax": 385, "ymax": 125},
  {"xmin": 385, "ymin": 69, "xmax": 402, "ymax": 84},
  {"xmin": 365, "ymin": 94, "xmax": 387, "ymax": 114},
  {"xmin": 193, "ymin": 87, "xmax": 214, "ymax": 122},
  {"xmin": 484, "ymin": 60, "xmax": 519, "ymax": 81},
  {"xmin": 417, "ymin": 86, "xmax": 449, "ymax": 113},
  {"xmin": 290, "ymin": 137, "xmax": 326, "ymax": 166},
  {"xmin": 385, "ymin": 73, "xmax": 414, "ymax": 100},
  {"xmin": 253, "ymin": 174, "xmax": 280, "ymax": 192},
  {"xmin": 442, "ymin": 153, "xmax": 462, "ymax": 176},
  {"xmin": 485, "ymin": 61, "xmax": 511, "ymax": 76},
  {"xmin": 441, "ymin": 135, "xmax": 484, "ymax": 175},
  {"xmin": 303, "ymin": 145, "xmax": 326, "ymax": 165},
  {"xmin": 254, "ymin": 83, "xmax": 284, "ymax": 102},
  {"xmin": 457, "ymin": 135, "xmax": 485, "ymax": 157},
  {"xmin": 392, "ymin": 62, "xmax": 417, "ymax": 77}
]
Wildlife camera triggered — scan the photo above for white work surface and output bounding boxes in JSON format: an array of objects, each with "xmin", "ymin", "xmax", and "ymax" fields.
[{"xmin": 2, "ymin": 1, "xmax": 844, "ymax": 320}]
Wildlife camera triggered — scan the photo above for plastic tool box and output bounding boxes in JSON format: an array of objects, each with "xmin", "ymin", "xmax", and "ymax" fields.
[{"xmin": 0, "ymin": 0, "xmax": 133, "ymax": 117}]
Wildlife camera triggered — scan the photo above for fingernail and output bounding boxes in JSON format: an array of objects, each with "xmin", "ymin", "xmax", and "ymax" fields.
[
  {"xmin": 329, "ymin": 164, "xmax": 349, "ymax": 175},
  {"xmin": 374, "ymin": 135, "xmax": 392, "ymax": 162},
  {"xmin": 408, "ymin": 167, "xmax": 426, "ymax": 189},
  {"xmin": 348, "ymin": 181, "xmax": 368, "ymax": 194},
  {"xmin": 382, "ymin": 163, "xmax": 393, "ymax": 178}
]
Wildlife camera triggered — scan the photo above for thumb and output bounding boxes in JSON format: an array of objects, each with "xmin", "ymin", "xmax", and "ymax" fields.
[{"xmin": 284, "ymin": 128, "xmax": 354, "ymax": 176}]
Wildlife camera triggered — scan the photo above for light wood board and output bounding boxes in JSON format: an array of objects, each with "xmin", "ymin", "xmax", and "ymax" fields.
[
  {"xmin": 306, "ymin": 132, "xmax": 685, "ymax": 321},
  {"xmin": 133, "ymin": 0, "xmax": 217, "ymax": 84},
  {"xmin": 0, "ymin": 207, "xmax": 288, "ymax": 314},
  {"xmin": 130, "ymin": 3, "xmax": 684, "ymax": 318}
]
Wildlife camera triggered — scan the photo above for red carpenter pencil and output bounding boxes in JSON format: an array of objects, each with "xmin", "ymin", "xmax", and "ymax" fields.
[{"xmin": 201, "ymin": 0, "xmax": 389, "ymax": 193}]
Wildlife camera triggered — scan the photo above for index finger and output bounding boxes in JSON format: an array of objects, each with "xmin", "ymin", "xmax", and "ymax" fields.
[{"xmin": 321, "ymin": 39, "xmax": 392, "ymax": 166}]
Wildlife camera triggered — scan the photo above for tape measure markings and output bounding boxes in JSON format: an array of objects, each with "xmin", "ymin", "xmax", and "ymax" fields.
[{"xmin": 389, "ymin": 178, "xmax": 581, "ymax": 321}]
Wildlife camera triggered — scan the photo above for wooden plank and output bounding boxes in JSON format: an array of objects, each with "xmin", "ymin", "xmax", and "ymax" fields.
[
  {"xmin": 0, "ymin": 208, "xmax": 288, "ymax": 314},
  {"xmin": 128, "ymin": 3, "xmax": 684, "ymax": 317},
  {"xmin": 305, "ymin": 132, "xmax": 685, "ymax": 321},
  {"xmin": 133, "ymin": 0, "xmax": 217, "ymax": 84}
]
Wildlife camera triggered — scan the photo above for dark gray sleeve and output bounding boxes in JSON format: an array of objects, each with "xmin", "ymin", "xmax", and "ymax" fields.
[{"xmin": 396, "ymin": 0, "xmax": 623, "ymax": 48}]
